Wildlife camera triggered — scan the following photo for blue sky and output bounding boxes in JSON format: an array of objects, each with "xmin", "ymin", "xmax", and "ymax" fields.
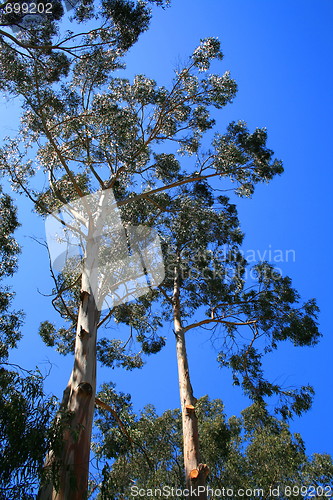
[{"xmin": 3, "ymin": 0, "xmax": 333, "ymax": 461}]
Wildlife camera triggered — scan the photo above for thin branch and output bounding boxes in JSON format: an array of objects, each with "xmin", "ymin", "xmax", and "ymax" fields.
[
  {"xmin": 51, "ymin": 274, "xmax": 81, "ymax": 303},
  {"xmin": 117, "ymin": 171, "xmax": 221, "ymax": 209},
  {"xmin": 97, "ymin": 307, "xmax": 115, "ymax": 329},
  {"xmin": 95, "ymin": 397, "xmax": 133, "ymax": 444},
  {"xmin": 95, "ymin": 397, "xmax": 154, "ymax": 471},
  {"xmin": 31, "ymin": 65, "xmax": 85, "ymax": 198},
  {"xmin": 182, "ymin": 317, "xmax": 257, "ymax": 334},
  {"xmin": 158, "ymin": 285, "xmax": 173, "ymax": 304},
  {"xmin": 0, "ymin": 26, "xmax": 114, "ymax": 53},
  {"xmin": 141, "ymin": 193, "xmax": 172, "ymax": 213}
]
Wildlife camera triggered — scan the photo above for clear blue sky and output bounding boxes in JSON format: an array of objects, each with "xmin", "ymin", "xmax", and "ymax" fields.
[{"xmin": 3, "ymin": 0, "xmax": 333, "ymax": 459}]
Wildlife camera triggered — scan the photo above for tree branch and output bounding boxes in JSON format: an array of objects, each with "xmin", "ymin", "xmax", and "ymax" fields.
[{"xmin": 182, "ymin": 317, "xmax": 258, "ymax": 334}]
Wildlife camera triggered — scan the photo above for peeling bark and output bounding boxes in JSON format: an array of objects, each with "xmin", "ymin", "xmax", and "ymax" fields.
[
  {"xmin": 39, "ymin": 231, "xmax": 101, "ymax": 499},
  {"xmin": 173, "ymin": 256, "xmax": 208, "ymax": 500}
]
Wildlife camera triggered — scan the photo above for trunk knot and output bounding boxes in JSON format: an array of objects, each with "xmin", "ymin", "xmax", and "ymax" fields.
[
  {"xmin": 80, "ymin": 290, "xmax": 90, "ymax": 302},
  {"xmin": 77, "ymin": 382, "xmax": 93, "ymax": 397},
  {"xmin": 79, "ymin": 326, "xmax": 89, "ymax": 338}
]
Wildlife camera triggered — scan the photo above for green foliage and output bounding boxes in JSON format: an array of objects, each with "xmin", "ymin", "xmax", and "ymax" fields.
[
  {"xmin": 35, "ymin": 173, "xmax": 91, "ymax": 216},
  {"xmin": 0, "ymin": 366, "xmax": 57, "ymax": 499},
  {"xmin": 0, "ymin": 7, "xmax": 319, "ymax": 415},
  {"xmin": 39, "ymin": 321, "xmax": 56, "ymax": 347},
  {"xmin": 102, "ymin": 0, "xmax": 151, "ymax": 50},
  {"xmin": 0, "ymin": 191, "xmax": 20, "ymax": 277},
  {"xmin": 0, "ymin": 187, "xmax": 23, "ymax": 359},
  {"xmin": 213, "ymin": 121, "xmax": 284, "ymax": 197},
  {"xmin": 215, "ymin": 262, "xmax": 320, "ymax": 414},
  {"xmin": 93, "ymin": 383, "xmax": 184, "ymax": 497},
  {"xmin": 0, "ymin": 4, "xmax": 288, "ymax": 381},
  {"xmin": 97, "ymin": 338, "xmax": 144, "ymax": 369},
  {"xmin": 93, "ymin": 392, "xmax": 333, "ymax": 499},
  {"xmin": 0, "ymin": 185, "xmax": 56, "ymax": 498}
]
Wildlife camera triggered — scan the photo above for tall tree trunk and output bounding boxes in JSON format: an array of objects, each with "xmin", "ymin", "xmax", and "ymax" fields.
[
  {"xmin": 173, "ymin": 258, "xmax": 209, "ymax": 500},
  {"xmin": 39, "ymin": 231, "xmax": 101, "ymax": 499}
]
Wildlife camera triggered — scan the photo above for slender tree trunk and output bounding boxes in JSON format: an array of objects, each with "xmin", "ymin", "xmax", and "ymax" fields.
[
  {"xmin": 173, "ymin": 258, "xmax": 209, "ymax": 500},
  {"xmin": 39, "ymin": 230, "xmax": 101, "ymax": 499}
]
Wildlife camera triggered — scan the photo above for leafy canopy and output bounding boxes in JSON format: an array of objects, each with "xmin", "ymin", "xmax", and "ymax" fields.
[{"xmin": 92, "ymin": 387, "xmax": 333, "ymax": 499}]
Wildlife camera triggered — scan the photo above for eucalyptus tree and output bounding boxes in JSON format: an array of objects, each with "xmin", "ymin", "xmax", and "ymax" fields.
[
  {"xmin": 0, "ymin": 1, "xmax": 320, "ymax": 498},
  {"xmin": 93, "ymin": 388, "xmax": 333, "ymax": 500},
  {"xmin": 140, "ymin": 173, "xmax": 320, "ymax": 498},
  {"xmin": 0, "ymin": 1, "xmax": 173, "ymax": 497}
]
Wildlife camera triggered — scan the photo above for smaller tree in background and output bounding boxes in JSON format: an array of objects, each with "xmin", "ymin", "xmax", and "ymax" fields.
[{"xmin": 93, "ymin": 388, "xmax": 333, "ymax": 499}]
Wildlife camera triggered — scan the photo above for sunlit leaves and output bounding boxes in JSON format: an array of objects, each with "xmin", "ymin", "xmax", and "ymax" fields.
[
  {"xmin": 192, "ymin": 37, "xmax": 223, "ymax": 72},
  {"xmin": 213, "ymin": 121, "xmax": 284, "ymax": 197}
]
